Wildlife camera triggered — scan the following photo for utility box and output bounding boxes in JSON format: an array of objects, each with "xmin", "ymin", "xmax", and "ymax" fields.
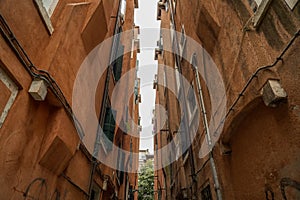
[
  {"xmin": 262, "ymin": 79, "xmax": 287, "ymax": 107},
  {"xmin": 28, "ymin": 79, "xmax": 48, "ymax": 101}
]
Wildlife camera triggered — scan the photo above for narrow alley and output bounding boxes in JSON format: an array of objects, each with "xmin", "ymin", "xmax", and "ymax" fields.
[{"xmin": 0, "ymin": 0, "xmax": 299, "ymax": 200}]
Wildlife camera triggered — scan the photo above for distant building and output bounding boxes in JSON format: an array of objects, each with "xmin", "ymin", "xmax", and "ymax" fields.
[{"xmin": 139, "ymin": 149, "xmax": 154, "ymax": 171}]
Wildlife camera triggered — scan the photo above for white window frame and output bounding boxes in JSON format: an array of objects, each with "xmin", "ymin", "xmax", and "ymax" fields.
[
  {"xmin": 0, "ymin": 68, "xmax": 19, "ymax": 128},
  {"xmin": 284, "ymin": 0, "xmax": 299, "ymax": 9},
  {"xmin": 174, "ymin": 60, "xmax": 181, "ymax": 95},
  {"xmin": 251, "ymin": 0, "xmax": 272, "ymax": 28},
  {"xmin": 174, "ymin": 134, "xmax": 181, "ymax": 160},
  {"xmin": 187, "ymin": 83, "xmax": 197, "ymax": 122},
  {"xmin": 34, "ymin": 0, "xmax": 59, "ymax": 34},
  {"xmin": 254, "ymin": 0, "xmax": 262, "ymax": 6},
  {"xmin": 121, "ymin": 0, "xmax": 127, "ymax": 21},
  {"xmin": 170, "ymin": 22, "xmax": 175, "ymax": 43},
  {"xmin": 179, "ymin": 24, "xmax": 187, "ymax": 59}
]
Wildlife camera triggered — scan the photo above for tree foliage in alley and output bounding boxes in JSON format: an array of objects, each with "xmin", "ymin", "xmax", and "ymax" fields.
[{"xmin": 138, "ymin": 160, "xmax": 154, "ymax": 200}]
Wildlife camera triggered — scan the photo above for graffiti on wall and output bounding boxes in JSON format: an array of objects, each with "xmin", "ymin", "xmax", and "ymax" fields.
[
  {"xmin": 23, "ymin": 178, "xmax": 64, "ymax": 200},
  {"xmin": 265, "ymin": 178, "xmax": 300, "ymax": 200}
]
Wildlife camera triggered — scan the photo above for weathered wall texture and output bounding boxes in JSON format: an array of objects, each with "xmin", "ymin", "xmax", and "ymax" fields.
[
  {"xmin": 0, "ymin": 0, "xmax": 140, "ymax": 199},
  {"xmin": 154, "ymin": 0, "xmax": 300, "ymax": 199}
]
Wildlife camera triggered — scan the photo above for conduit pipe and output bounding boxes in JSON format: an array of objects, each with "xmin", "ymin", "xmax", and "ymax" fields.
[
  {"xmin": 192, "ymin": 59, "xmax": 222, "ymax": 200},
  {"xmin": 0, "ymin": 13, "xmax": 85, "ymax": 138},
  {"xmin": 214, "ymin": 28, "xmax": 300, "ymax": 136}
]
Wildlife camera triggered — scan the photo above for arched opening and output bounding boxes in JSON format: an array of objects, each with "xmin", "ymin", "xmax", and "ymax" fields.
[{"xmin": 229, "ymin": 100, "xmax": 300, "ymax": 199}]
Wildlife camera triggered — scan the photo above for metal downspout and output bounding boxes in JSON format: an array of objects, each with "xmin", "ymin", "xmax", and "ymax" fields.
[{"xmin": 193, "ymin": 56, "xmax": 223, "ymax": 200}]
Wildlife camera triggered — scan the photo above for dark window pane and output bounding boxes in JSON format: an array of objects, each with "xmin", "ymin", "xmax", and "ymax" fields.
[
  {"xmin": 201, "ymin": 184, "xmax": 212, "ymax": 200},
  {"xmin": 103, "ymin": 107, "xmax": 116, "ymax": 151}
]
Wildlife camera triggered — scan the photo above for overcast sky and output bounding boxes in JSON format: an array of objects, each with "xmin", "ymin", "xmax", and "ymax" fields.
[{"xmin": 135, "ymin": 0, "xmax": 160, "ymax": 154}]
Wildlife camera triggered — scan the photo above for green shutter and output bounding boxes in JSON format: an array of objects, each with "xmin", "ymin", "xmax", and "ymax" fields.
[{"xmin": 103, "ymin": 107, "xmax": 116, "ymax": 151}]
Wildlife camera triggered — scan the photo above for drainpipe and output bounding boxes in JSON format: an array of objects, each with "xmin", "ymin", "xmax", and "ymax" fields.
[{"xmin": 192, "ymin": 53, "xmax": 222, "ymax": 200}]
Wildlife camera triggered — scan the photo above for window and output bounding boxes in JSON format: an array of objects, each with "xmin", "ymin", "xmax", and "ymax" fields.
[
  {"xmin": 0, "ymin": 67, "xmax": 18, "ymax": 129},
  {"xmin": 172, "ymin": 0, "xmax": 177, "ymax": 14},
  {"xmin": 248, "ymin": 0, "xmax": 272, "ymax": 28},
  {"xmin": 163, "ymin": 69, "xmax": 167, "ymax": 95},
  {"xmin": 187, "ymin": 84, "xmax": 197, "ymax": 120},
  {"xmin": 179, "ymin": 25, "xmax": 186, "ymax": 59},
  {"xmin": 116, "ymin": 143, "xmax": 125, "ymax": 184},
  {"xmin": 112, "ymin": 27, "xmax": 124, "ymax": 82},
  {"xmin": 90, "ymin": 183, "xmax": 101, "ymax": 200},
  {"xmin": 284, "ymin": 0, "xmax": 299, "ymax": 9},
  {"xmin": 247, "ymin": 0, "xmax": 259, "ymax": 12},
  {"xmin": 158, "ymin": 34, "xmax": 163, "ymax": 51},
  {"xmin": 134, "ymin": 79, "xmax": 141, "ymax": 104},
  {"xmin": 170, "ymin": 22, "xmax": 175, "ymax": 43},
  {"xmin": 113, "ymin": 45, "xmax": 124, "ymax": 82},
  {"xmin": 153, "ymin": 74, "xmax": 158, "ymax": 89},
  {"xmin": 41, "ymin": 0, "xmax": 59, "ymax": 16},
  {"xmin": 128, "ymin": 185, "xmax": 134, "ymax": 200},
  {"xmin": 34, "ymin": 0, "xmax": 59, "ymax": 34},
  {"xmin": 174, "ymin": 59, "xmax": 181, "ymax": 95},
  {"xmin": 174, "ymin": 133, "xmax": 181, "ymax": 160},
  {"xmin": 121, "ymin": 0, "xmax": 127, "ymax": 20},
  {"xmin": 179, "ymin": 115, "xmax": 188, "ymax": 159},
  {"xmin": 201, "ymin": 184, "xmax": 212, "ymax": 200},
  {"xmin": 103, "ymin": 107, "xmax": 117, "ymax": 151}
]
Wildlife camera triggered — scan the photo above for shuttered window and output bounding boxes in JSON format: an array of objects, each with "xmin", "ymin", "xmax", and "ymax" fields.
[
  {"xmin": 201, "ymin": 184, "xmax": 212, "ymax": 200},
  {"xmin": 113, "ymin": 45, "xmax": 124, "ymax": 81},
  {"xmin": 117, "ymin": 147, "xmax": 125, "ymax": 183},
  {"xmin": 103, "ymin": 107, "xmax": 116, "ymax": 151}
]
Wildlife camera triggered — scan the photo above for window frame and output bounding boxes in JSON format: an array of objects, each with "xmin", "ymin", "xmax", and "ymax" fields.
[
  {"xmin": 201, "ymin": 184, "xmax": 213, "ymax": 200},
  {"xmin": 120, "ymin": 0, "xmax": 127, "ymax": 21},
  {"xmin": 179, "ymin": 24, "xmax": 187, "ymax": 59},
  {"xmin": 174, "ymin": 58, "xmax": 181, "ymax": 95},
  {"xmin": 251, "ymin": 0, "xmax": 272, "ymax": 28},
  {"xmin": 102, "ymin": 105, "xmax": 117, "ymax": 152},
  {"xmin": 34, "ymin": 0, "xmax": 59, "ymax": 34},
  {"xmin": 90, "ymin": 182, "xmax": 102, "ymax": 200},
  {"xmin": 284, "ymin": 0, "xmax": 299, "ymax": 9},
  {"xmin": 187, "ymin": 83, "xmax": 197, "ymax": 122},
  {"xmin": 0, "ymin": 67, "xmax": 19, "ymax": 129}
]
